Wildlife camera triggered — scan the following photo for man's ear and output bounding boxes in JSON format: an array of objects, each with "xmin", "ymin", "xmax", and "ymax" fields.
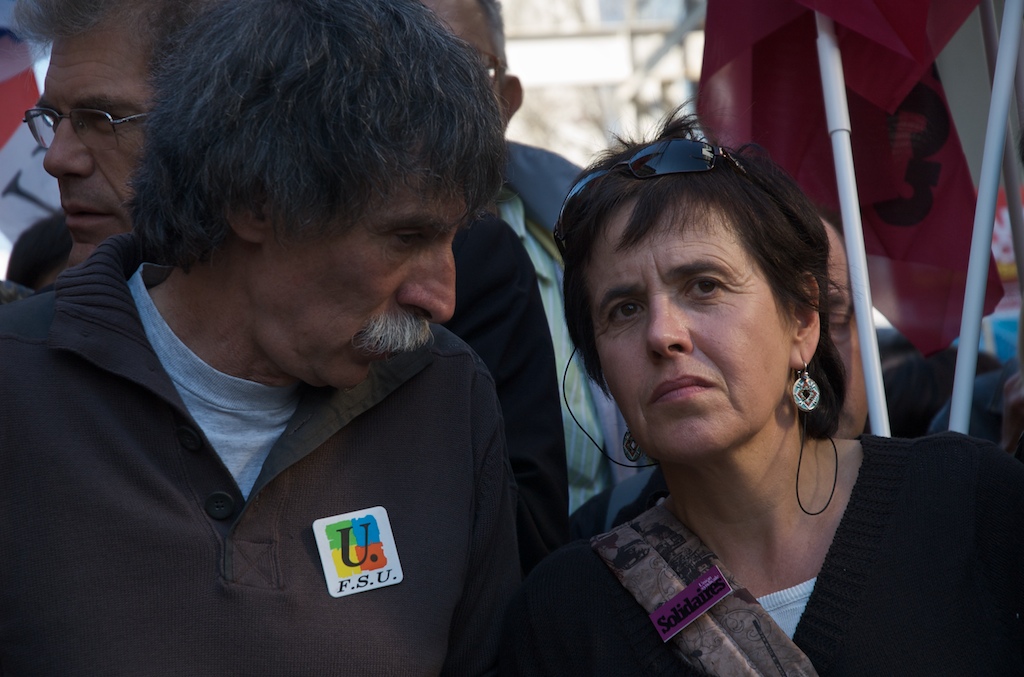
[
  {"xmin": 228, "ymin": 210, "xmax": 272, "ymax": 245},
  {"xmin": 791, "ymin": 275, "xmax": 821, "ymax": 369},
  {"xmin": 498, "ymin": 72, "xmax": 523, "ymax": 125}
]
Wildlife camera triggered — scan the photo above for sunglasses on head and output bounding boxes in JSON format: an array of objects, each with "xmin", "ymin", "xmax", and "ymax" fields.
[{"xmin": 554, "ymin": 138, "xmax": 742, "ymax": 245}]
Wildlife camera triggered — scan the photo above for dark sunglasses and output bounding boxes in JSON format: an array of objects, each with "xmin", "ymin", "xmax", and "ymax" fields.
[{"xmin": 554, "ymin": 138, "xmax": 743, "ymax": 244}]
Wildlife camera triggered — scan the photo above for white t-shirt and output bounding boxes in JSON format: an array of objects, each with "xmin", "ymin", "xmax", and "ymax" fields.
[
  {"xmin": 129, "ymin": 267, "xmax": 299, "ymax": 498},
  {"xmin": 757, "ymin": 577, "xmax": 817, "ymax": 639}
]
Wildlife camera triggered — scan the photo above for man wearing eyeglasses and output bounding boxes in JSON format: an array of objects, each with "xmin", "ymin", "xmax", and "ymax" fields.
[
  {"xmin": 15, "ymin": 1, "xmax": 196, "ymax": 267},
  {"xmin": 0, "ymin": 0, "xmax": 520, "ymax": 673}
]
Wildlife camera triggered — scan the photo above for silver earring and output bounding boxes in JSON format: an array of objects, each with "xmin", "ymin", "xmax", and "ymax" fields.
[
  {"xmin": 622, "ymin": 431, "xmax": 643, "ymax": 462},
  {"xmin": 792, "ymin": 364, "xmax": 820, "ymax": 412}
]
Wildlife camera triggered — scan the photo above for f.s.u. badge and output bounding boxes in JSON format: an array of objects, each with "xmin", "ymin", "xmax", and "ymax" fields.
[{"xmin": 312, "ymin": 506, "xmax": 404, "ymax": 598}]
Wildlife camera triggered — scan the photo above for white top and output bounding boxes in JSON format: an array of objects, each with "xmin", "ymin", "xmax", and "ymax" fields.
[
  {"xmin": 757, "ymin": 577, "xmax": 817, "ymax": 639},
  {"xmin": 129, "ymin": 266, "xmax": 300, "ymax": 498}
]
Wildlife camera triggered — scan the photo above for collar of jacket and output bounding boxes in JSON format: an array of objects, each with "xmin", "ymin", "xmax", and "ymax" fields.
[{"xmin": 47, "ymin": 232, "xmax": 435, "ymax": 470}]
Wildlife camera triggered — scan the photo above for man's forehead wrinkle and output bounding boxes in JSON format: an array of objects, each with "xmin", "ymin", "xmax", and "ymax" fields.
[
  {"xmin": 44, "ymin": 27, "xmax": 153, "ymax": 106},
  {"xmin": 376, "ymin": 212, "xmax": 456, "ymax": 234},
  {"xmin": 368, "ymin": 193, "xmax": 467, "ymax": 233},
  {"xmin": 38, "ymin": 95, "xmax": 130, "ymax": 113}
]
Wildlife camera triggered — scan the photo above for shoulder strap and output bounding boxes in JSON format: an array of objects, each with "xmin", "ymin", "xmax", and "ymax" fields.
[{"xmin": 592, "ymin": 504, "xmax": 819, "ymax": 676}]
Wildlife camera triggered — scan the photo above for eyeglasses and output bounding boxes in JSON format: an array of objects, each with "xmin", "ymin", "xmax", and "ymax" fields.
[
  {"xmin": 23, "ymin": 107, "xmax": 148, "ymax": 151},
  {"xmin": 554, "ymin": 138, "xmax": 743, "ymax": 244},
  {"xmin": 478, "ymin": 50, "xmax": 505, "ymax": 82}
]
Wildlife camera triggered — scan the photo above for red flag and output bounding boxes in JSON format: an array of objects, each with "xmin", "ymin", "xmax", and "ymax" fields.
[{"xmin": 698, "ymin": 0, "xmax": 1000, "ymax": 356}]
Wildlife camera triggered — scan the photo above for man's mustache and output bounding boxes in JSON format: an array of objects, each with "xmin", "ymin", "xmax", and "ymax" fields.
[{"xmin": 352, "ymin": 310, "xmax": 431, "ymax": 356}]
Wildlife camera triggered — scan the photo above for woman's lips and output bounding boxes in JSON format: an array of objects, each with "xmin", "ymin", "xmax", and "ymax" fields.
[{"xmin": 649, "ymin": 375, "xmax": 712, "ymax": 404}]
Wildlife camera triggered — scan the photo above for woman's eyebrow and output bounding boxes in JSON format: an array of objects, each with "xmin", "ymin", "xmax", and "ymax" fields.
[
  {"xmin": 595, "ymin": 259, "xmax": 727, "ymax": 311},
  {"xmin": 596, "ymin": 283, "xmax": 641, "ymax": 314},
  {"xmin": 667, "ymin": 260, "xmax": 721, "ymax": 278}
]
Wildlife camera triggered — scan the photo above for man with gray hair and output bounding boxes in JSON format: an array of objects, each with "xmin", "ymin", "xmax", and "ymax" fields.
[
  {"xmin": 0, "ymin": 0, "xmax": 519, "ymax": 673},
  {"xmin": 15, "ymin": 0, "xmax": 564, "ymax": 579}
]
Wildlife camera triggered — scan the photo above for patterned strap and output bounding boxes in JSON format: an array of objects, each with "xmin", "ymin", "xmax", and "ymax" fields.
[{"xmin": 592, "ymin": 504, "xmax": 819, "ymax": 677}]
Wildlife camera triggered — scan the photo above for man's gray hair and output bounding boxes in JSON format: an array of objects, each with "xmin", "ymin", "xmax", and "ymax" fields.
[
  {"xmin": 13, "ymin": 0, "xmax": 202, "ymax": 65},
  {"xmin": 131, "ymin": 0, "xmax": 507, "ymax": 268},
  {"xmin": 13, "ymin": 0, "xmax": 113, "ymax": 40}
]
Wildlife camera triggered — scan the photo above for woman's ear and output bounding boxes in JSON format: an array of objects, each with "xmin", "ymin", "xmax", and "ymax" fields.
[{"xmin": 790, "ymin": 274, "xmax": 821, "ymax": 369}]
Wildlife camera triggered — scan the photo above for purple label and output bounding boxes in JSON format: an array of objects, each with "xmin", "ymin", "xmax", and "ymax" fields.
[{"xmin": 649, "ymin": 565, "xmax": 733, "ymax": 642}]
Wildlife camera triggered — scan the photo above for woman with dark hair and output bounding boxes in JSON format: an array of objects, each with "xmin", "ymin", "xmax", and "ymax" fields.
[{"xmin": 499, "ymin": 113, "xmax": 1024, "ymax": 676}]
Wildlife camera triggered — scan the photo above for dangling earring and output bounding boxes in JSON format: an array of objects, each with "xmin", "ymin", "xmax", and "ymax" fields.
[
  {"xmin": 792, "ymin": 363, "xmax": 820, "ymax": 412},
  {"xmin": 622, "ymin": 430, "xmax": 643, "ymax": 462}
]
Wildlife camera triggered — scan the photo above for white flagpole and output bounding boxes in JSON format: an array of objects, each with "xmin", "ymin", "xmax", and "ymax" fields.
[
  {"xmin": 814, "ymin": 13, "xmax": 891, "ymax": 436},
  {"xmin": 949, "ymin": 0, "xmax": 1023, "ymax": 432},
  {"xmin": 979, "ymin": 0, "xmax": 1024, "ymax": 295}
]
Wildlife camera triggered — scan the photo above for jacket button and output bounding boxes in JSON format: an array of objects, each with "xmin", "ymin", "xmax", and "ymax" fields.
[
  {"xmin": 205, "ymin": 492, "xmax": 235, "ymax": 520},
  {"xmin": 177, "ymin": 426, "xmax": 202, "ymax": 452}
]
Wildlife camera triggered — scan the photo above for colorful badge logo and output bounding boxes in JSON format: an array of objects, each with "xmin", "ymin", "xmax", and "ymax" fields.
[{"xmin": 312, "ymin": 506, "xmax": 403, "ymax": 598}]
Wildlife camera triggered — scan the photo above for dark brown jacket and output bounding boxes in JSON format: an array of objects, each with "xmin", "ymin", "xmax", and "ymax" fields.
[{"xmin": 0, "ymin": 234, "xmax": 520, "ymax": 676}]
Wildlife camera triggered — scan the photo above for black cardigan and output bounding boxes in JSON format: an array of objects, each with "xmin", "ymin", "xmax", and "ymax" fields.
[{"xmin": 500, "ymin": 433, "xmax": 1024, "ymax": 676}]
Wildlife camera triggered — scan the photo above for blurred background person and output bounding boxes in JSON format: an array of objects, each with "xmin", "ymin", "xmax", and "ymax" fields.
[
  {"xmin": 424, "ymin": 0, "xmax": 572, "ymax": 571},
  {"xmin": 423, "ymin": 0, "xmax": 635, "ymax": 513},
  {"xmin": 880, "ymin": 331, "xmax": 999, "ymax": 439},
  {"xmin": 5, "ymin": 211, "xmax": 70, "ymax": 291},
  {"xmin": 926, "ymin": 134, "xmax": 1024, "ymax": 457}
]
